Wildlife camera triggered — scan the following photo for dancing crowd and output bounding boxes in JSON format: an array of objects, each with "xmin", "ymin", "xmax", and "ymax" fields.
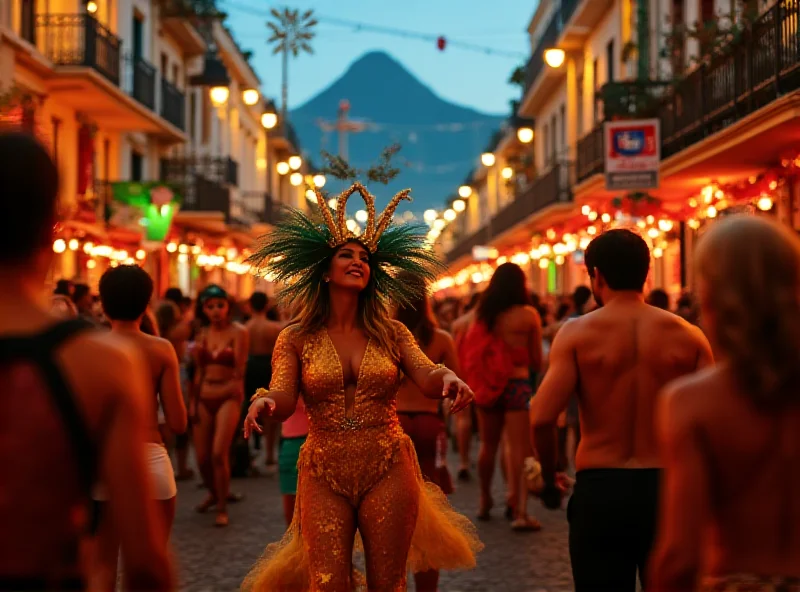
[{"xmin": 2, "ymin": 129, "xmax": 799, "ymax": 592}]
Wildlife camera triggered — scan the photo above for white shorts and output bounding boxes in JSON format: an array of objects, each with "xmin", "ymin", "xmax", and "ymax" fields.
[{"xmin": 93, "ymin": 443, "xmax": 177, "ymax": 501}]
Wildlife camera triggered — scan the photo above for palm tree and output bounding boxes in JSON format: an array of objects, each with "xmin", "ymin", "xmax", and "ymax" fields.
[{"xmin": 267, "ymin": 7, "xmax": 317, "ymax": 121}]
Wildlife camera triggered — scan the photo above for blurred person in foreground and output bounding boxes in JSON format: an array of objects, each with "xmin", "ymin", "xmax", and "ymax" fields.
[
  {"xmin": 649, "ymin": 216, "xmax": 800, "ymax": 592},
  {"xmin": 463, "ymin": 263, "xmax": 543, "ymax": 530},
  {"xmin": 0, "ymin": 131, "xmax": 173, "ymax": 590},
  {"xmin": 395, "ymin": 272, "xmax": 460, "ymax": 591},
  {"xmin": 531, "ymin": 228, "xmax": 712, "ymax": 592},
  {"xmin": 94, "ymin": 265, "xmax": 187, "ymax": 591}
]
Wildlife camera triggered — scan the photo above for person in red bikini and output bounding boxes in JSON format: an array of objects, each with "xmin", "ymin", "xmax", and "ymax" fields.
[
  {"xmin": 462, "ymin": 263, "xmax": 543, "ymax": 531},
  {"xmin": 191, "ymin": 284, "xmax": 249, "ymax": 526}
]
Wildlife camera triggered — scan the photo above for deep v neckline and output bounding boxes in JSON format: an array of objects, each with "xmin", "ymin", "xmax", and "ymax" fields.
[{"xmin": 324, "ymin": 329, "xmax": 371, "ymax": 396}]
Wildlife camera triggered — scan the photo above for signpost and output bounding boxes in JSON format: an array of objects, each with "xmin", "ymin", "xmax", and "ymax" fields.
[{"xmin": 604, "ymin": 119, "xmax": 660, "ymax": 191}]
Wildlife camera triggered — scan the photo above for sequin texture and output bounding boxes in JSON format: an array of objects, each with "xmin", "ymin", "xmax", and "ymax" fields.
[{"xmin": 242, "ymin": 322, "xmax": 483, "ymax": 592}]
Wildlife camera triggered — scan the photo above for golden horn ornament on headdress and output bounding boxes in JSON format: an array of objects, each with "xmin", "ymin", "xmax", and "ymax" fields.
[
  {"xmin": 313, "ymin": 188, "xmax": 343, "ymax": 246},
  {"xmin": 334, "ymin": 182, "xmax": 371, "ymax": 242},
  {"xmin": 369, "ymin": 189, "xmax": 412, "ymax": 249}
]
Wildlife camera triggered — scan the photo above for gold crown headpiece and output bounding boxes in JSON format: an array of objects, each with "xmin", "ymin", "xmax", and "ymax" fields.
[{"xmin": 312, "ymin": 181, "xmax": 411, "ymax": 253}]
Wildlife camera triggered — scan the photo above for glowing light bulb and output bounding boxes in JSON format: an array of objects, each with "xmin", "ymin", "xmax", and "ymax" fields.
[
  {"xmin": 305, "ymin": 189, "xmax": 317, "ymax": 202},
  {"xmin": 587, "ymin": 226, "xmax": 597, "ymax": 235},
  {"xmin": 688, "ymin": 218, "xmax": 700, "ymax": 229},
  {"xmin": 601, "ymin": 213, "xmax": 611, "ymax": 224},
  {"xmin": 290, "ymin": 172, "xmax": 303, "ymax": 186},
  {"xmin": 355, "ymin": 209, "xmax": 368, "ymax": 223},
  {"xmin": 313, "ymin": 174, "xmax": 326, "ymax": 188},
  {"xmin": 346, "ymin": 219, "xmax": 357, "ymax": 232},
  {"xmin": 658, "ymin": 219, "xmax": 674, "ymax": 232},
  {"xmin": 538, "ymin": 258, "xmax": 550, "ymax": 269},
  {"xmin": 653, "ymin": 247, "xmax": 664, "ymax": 258},
  {"xmin": 424, "ymin": 209, "xmax": 438, "ymax": 223},
  {"xmin": 481, "ymin": 152, "xmax": 496, "ymax": 167},
  {"xmin": 581, "ymin": 205, "xmax": 591, "ymax": 216},
  {"xmin": 276, "ymin": 162, "xmax": 290, "ymax": 175},
  {"xmin": 544, "ymin": 48, "xmax": 566, "ymax": 68},
  {"xmin": 517, "ymin": 127, "xmax": 534, "ymax": 143},
  {"xmin": 501, "ymin": 167, "xmax": 513, "ymax": 180},
  {"xmin": 209, "ymin": 86, "xmax": 229, "ymax": 107},
  {"xmin": 458, "ymin": 185, "xmax": 473, "ymax": 198},
  {"xmin": 706, "ymin": 205, "xmax": 718, "ymax": 218},
  {"xmin": 242, "ymin": 89, "xmax": 259, "ymax": 106},
  {"xmin": 647, "ymin": 228, "xmax": 660, "ymax": 239},
  {"xmin": 444, "ymin": 209, "xmax": 457, "ymax": 221},
  {"xmin": 86, "ymin": 259, "xmax": 97, "ymax": 269},
  {"xmin": 328, "ymin": 198, "xmax": 337, "ymax": 209},
  {"xmin": 757, "ymin": 196, "xmax": 773, "ymax": 211},
  {"xmin": 453, "ymin": 199, "xmax": 466, "ymax": 212},
  {"xmin": 288, "ymin": 156, "xmax": 302, "ymax": 170},
  {"xmin": 53, "ymin": 239, "xmax": 66, "ymax": 253},
  {"xmin": 588, "ymin": 211, "xmax": 598, "ymax": 221},
  {"xmin": 166, "ymin": 242, "xmax": 178, "ymax": 253},
  {"xmin": 555, "ymin": 255, "xmax": 565, "ymax": 265},
  {"xmin": 135, "ymin": 249, "xmax": 146, "ymax": 260},
  {"xmin": 261, "ymin": 112, "xmax": 278, "ymax": 129}
]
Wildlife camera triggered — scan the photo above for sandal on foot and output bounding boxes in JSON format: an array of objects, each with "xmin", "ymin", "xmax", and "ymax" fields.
[
  {"xmin": 214, "ymin": 512, "xmax": 229, "ymax": 527},
  {"xmin": 511, "ymin": 516, "xmax": 542, "ymax": 532},
  {"xmin": 195, "ymin": 495, "xmax": 217, "ymax": 514}
]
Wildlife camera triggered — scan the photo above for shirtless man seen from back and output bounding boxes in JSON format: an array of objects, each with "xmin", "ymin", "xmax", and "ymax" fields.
[
  {"xmin": 531, "ymin": 229, "xmax": 712, "ymax": 592},
  {"xmin": 244, "ymin": 292, "xmax": 284, "ymax": 470},
  {"xmin": 0, "ymin": 131, "xmax": 173, "ymax": 591}
]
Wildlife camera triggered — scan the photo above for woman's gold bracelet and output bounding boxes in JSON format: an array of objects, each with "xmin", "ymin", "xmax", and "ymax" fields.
[{"xmin": 250, "ymin": 388, "xmax": 271, "ymax": 402}]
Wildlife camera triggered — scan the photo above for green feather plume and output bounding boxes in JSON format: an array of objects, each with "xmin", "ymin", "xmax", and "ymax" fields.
[{"xmin": 247, "ymin": 207, "xmax": 443, "ymax": 308}]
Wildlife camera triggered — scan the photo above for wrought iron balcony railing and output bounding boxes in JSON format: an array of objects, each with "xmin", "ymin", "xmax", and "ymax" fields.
[
  {"xmin": 445, "ymin": 163, "xmax": 573, "ymax": 264},
  {"xmin": 160, "ymin": 78, "xmax": 185, "ymax": 130},
  {"xmin": 576, "ymin": 0, "xmax": 800, "ymax": 182},
  {"xmin": 35, "ymin": 14, "xmax": 121, "ymax": 85}
]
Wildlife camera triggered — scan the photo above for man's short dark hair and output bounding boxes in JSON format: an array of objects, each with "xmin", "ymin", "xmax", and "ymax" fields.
[
  {"xmin": 54, "ymin": 279, "xmax": 73, "ymax": 296},
  {"xmin": 572, "ymin": 286, "xmax": 592, "ymax": 312},
  {"xmin": 164, "ymin": 287, "xmax": 183, "ymax": 305},
  {"xmin": 99, "ymin": 265, "xmax": 154, "ymax": 321},
  {"xmin": 0, "ymin": 132, "xmax": 59, "ymax": 264},
  {"xmin": 647, "ymin": 288, "xmax": 670, "ymax": 310},
  {"xmin": 249, "ymin": 291, "xmax": 268, "ymax": 313},
  {"xmin": 585, "ymin": 229, "xmax": 651, "ymax": 292},
  {"xmin": 72, "ymin": 283, "xmax": 90, "ymax": 304}
]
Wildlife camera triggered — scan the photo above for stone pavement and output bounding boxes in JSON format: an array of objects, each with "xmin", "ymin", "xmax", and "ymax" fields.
[{"xmin": 171, "ymin": 449, "xmax": 574, "ymax": 592}]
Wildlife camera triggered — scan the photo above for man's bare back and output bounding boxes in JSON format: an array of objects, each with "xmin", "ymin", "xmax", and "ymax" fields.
[
  {"xmin": 532, "ymin": 296, "xmax": 712, "ymax": 470},
  {"xmin": 114, "ymin": 330, "xmax": 187, "ymax": 444},
  {"xmin": 493, "ymin": 305, "xmax": 542, "ymax": 378},
  {"xmin": 397, "ymin": 329, "xmax": 459, "ymax": 414},
  {"xmin": 650, "ymin": 365, "xmax": 800, "ymax": 587},
  {"xmin": 246, "ymin": 316, "xmax": 283, "ymax": 356}
]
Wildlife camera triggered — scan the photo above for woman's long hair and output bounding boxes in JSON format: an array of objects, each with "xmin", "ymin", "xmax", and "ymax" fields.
[
  {"xmin": 696, "ymin": 215, "xmax": 800, "ymax": 408},
  {"xmin": 476, "ymin": 262, "xmax": 532, "ymax": 331},
  {"xmin": 293, "ymin": 242, "xmax": 398, "ymax": 359},
  {"xmin": 394, "ymin": 272, "xmax": 437, "ymax": 348},
  {"xmin": 155, "ymin": 300, "xmax": 181, "ymax": 339}
]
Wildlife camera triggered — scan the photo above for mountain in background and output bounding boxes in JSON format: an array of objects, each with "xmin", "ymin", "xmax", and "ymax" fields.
[{"xmin": 289, "ymin": 51, "xmax": 505, "ymax": 216}]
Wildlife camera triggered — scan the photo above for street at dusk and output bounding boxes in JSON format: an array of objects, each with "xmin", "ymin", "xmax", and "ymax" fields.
[
  {"xmin": 3, "ymin": 0, "xmax": 800, "ymax": 590},
  {"xmin": 172, "ymin": 449, "xmax": 573, "ymax": 592}
]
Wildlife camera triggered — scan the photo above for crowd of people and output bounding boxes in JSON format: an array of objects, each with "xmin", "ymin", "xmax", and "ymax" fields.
[{"xmin": 2, "ymin": 129, "xmax": 800, "ymax": 592}]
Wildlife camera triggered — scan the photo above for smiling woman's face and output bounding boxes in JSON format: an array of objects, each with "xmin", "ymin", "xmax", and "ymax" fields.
[{"xmin": 328, "ymin": 242, "xmax": 370, "ymax": 291}]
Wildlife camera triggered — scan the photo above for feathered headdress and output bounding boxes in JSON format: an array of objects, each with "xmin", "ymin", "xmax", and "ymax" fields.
[{"xmin": 247, "ymin": 145, "xmax": 443, "ymax": 307}]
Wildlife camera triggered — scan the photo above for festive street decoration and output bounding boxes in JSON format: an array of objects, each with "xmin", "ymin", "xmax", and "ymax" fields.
[{"xmin": 110, "ymin": 182, "xmax": 181, "ymax": 242}]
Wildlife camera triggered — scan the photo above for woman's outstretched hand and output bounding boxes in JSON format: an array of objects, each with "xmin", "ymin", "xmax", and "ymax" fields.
[
  {"xmin": 442, "ymin": 374, "xmax": 474, "ymax": 414},
  {"xmin": 243, "ymin": 397, "xmax": 276, "ymax": 438}
]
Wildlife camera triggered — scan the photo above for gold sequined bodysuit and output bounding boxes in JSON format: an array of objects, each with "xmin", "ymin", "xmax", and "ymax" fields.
[{"xmin": 242, "ymin": 322, "xmax": 482, "ymax": 592}]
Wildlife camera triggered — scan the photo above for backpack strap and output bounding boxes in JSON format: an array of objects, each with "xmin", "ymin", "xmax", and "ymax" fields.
[{"xmin": 0, "ymin": 319, "xmax": 97, "ymax": 493}]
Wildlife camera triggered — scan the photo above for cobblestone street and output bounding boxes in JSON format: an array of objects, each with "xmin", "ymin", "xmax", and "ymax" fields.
[{"xmin": 171, "ymin": 447, "xmax": 573, "ymax": 592}]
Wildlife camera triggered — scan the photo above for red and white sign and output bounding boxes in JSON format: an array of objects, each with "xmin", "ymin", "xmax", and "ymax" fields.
[{"xmin": 604, "ymin": 119, "xmax": 660, "ymax": 191}]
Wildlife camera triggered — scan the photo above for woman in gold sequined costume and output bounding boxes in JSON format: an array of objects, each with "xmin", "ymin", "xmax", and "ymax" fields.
[{"xmin": 241, "ymin": 160, "xmax": 483, "ymax": 591}]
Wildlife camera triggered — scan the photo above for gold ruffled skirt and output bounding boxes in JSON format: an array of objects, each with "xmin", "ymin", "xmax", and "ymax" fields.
[{"xmin": 241, "ymin": 433, "xmax": 483, "ymax": 591}]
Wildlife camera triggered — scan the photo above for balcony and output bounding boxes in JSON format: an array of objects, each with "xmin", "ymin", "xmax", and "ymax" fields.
[
  {"xmin": 576, "ymin": 125, "xmax": 604, "ymax": 183},
  {"xmin": 523, "ymin": 15, "xmax": 561, "ymax": 97},
  {"xmin": 231, "ymin": 192, "xmax": 281, "ymax": 225},
  {"xmin": 446, "ymin": 163, "xmax": 573, "ymax": 264},
  {"xmin": 574, "ymin": 0, "xmax": 800, "ymax": 184},
  {"xmin": 160, "ymin": 78, "xmax": 185, "ymax": 130},
  {"xmin": 158, "ymin": 0, "xmax": 222, "ymax": 19},
  {"xmin": 226, "ymin": 157, "xmax": 239, "ymax": 186},
  {"xmin": 181, "ymin": 177, "xmax": 230, "ymax": 217},
  {"xmin": 125, "ymin": 55, "xmax": 156, "ymax": 110},
  {"xmin": 35, "ymin": 14, "xmax": 121, "ymax": 85}
]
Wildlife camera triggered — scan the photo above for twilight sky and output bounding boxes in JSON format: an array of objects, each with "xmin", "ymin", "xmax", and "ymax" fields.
[{"xmin": 218, "ymin": 0, "xmax": 538, "ymax": 116}]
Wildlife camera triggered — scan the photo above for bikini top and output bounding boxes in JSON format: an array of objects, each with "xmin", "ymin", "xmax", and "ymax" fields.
[{"xmin": 197, "ymin": 334, "xmax": 236, "ymax": 368}]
